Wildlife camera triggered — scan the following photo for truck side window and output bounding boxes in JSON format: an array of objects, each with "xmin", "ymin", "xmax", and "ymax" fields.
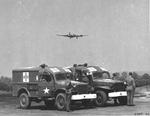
[
  {"xmin": 41, "ymin": 74, "xmax": 52, "ymax": 82},
  {"xmin": 75, "ymin": 70, "xmax": 81, "ymax": 81},
  {"xmin": 82, "ymin": 76, "xmax": 89, "ymax": 83}
]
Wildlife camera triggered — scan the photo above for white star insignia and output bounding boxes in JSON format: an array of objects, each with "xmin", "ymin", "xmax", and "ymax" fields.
[{"xmin": 43, "ymin": 87, "xmax": 49, "ymax": 94}]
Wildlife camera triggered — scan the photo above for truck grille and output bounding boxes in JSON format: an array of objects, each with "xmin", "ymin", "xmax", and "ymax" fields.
[
  {"xmin": 111, "ymin": 83, "xmax": 126, "ymax": 91},
  {"xmin": 75, "ymin": 85, "xmax": 89, "ymax": 94}
]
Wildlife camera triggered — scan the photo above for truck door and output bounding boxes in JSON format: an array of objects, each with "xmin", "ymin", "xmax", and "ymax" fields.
[{"xmin": 38, "ymin": 72, "xmax": 55, "ymax": 97}]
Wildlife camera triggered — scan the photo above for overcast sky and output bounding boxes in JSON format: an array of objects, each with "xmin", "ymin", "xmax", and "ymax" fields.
[{"xmin": 0, "ymin": 0, "xmax": 149, "ymax": 77}]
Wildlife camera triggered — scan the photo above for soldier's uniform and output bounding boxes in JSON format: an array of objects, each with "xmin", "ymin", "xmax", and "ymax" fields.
[
  {"xmin": 65, "ymin": 78, "xmax": 72, "ymax": 112},
  {"xmin": 126, "ymin": 73, "xmax": 136, "ymax": 106},
  {"xmin": 112, "ymin": 73, "xmax": 119, "ymax": 105}
]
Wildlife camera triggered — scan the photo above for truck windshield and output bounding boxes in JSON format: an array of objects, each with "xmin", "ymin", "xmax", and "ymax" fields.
[
  {"xmin": 74, "ymin": 75, "xmax": 90, "ymax": 83},
  {"xmin": 80, "ymin": 76, "xmax": 90, "ymax": 83},
  {"xmin": 55, "ymin": 73, "xmax": 66, "ymax": 81},
  {"xmin": 55, "ymin": 73, "xmax": 74, "ymax": 81},
  {"xmin": 93, "ymin": 72, "xmax": 102, "ymax": 79},
  {"xmin": 93, "ymin": 72, "xmax": 110, "ymax": 79}
]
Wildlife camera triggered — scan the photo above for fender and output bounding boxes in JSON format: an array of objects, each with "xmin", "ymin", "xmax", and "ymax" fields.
[
  {"xmin": 17, "ymin": 87, "xmax": 31, "ymax": 97},
  {"xmin": 54, "ymin": 88, "xmax": 66, "ymax": 97}
]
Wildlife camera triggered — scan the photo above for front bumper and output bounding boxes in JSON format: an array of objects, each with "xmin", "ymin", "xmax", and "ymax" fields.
[
  {"xmin": 71, "ymin": 94, "xmax": 97, "ymax": 100},
  {"xmin": 108, "ymin": 91, "xmax": 127, "ymax": 97}
]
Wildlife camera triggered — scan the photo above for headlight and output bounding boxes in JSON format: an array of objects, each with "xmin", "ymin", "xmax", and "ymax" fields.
[
  {"xmin": 124, "ymin": 82, "xmax": 127, "ymax": 85},
  {"xmin": 91, "ymin": 87, "xmax": 94, "ymax": 91}
]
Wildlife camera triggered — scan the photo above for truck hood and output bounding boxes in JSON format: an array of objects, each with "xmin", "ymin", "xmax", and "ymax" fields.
[
  {"xmin": 71, "ymin": 80, "xmax": 92, "ymax": 94},
  {"xmin": 70, "ymin": 80, "xmax": 87, "ymax": 85},
  {"xmin": 56, "ymin": 80, "xmax": 87, "ymax": 86},
  {"xmin": 93, "ymin": 78, "xmax": 124, "ymax": 87},
  {"xmin": 56, "ymin": 80, "xmax": 91, "ymax": 94},
  {"xmin": 93, "ymin": 78, "xmax": 126, "ymax": 91},
  {"xmin": 94, "ymin": 78, "xmax": 123, "ymax": 83}
]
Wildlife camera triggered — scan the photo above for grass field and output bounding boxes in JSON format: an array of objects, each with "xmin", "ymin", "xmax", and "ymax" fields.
[{"xmin": 0, "ymin": 90, "xmax": 11, "ymax": 97}]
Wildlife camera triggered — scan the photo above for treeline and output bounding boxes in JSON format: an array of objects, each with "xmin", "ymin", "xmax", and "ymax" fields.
[
  {"xmin": 0, "ymin": 76, "xmax": 12, "ymax": 91},
  {"xmin": 132, "ymin": 72, "xmax": 150, "ymax": 87}
]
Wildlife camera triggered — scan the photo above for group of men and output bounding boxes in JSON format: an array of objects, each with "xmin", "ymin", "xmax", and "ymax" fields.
[{"xmin": 112, "ymin": 72, "xmax": 136, "ymax": 106}]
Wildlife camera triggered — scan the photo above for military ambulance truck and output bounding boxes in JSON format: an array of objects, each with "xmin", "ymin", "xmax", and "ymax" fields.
[
  {"xmin": 67, "ymin": 64, "xmax": 127, "ymax": 106},
  {"xmin": 12, "ymin": 65, "xmax": 96, "ymax": 110}
]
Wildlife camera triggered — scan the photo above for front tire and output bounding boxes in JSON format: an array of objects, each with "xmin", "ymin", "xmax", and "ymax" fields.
[
  {"xmin": 55, "ymin": 93, "xmax": 66, "ymax": 110},
  {"xmin": 19, "ymin": 93, "xmax": 31, "ymax": 109},
  {"xmin": 94, "ymin": 90, "xmax": 107, "ymax": 106}
]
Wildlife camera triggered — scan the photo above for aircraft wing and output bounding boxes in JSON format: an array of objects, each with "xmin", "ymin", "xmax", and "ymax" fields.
[
  {"xmin": 77, "ymin": 35, "xmax": 88, "ymax": 37},
  {"xmin": 56, "ymin": 34, "xmax": 68, "ymax": 37},
  {"xmin": 80, "ymin": 35, "xmax": 88, "ymax": 37}
]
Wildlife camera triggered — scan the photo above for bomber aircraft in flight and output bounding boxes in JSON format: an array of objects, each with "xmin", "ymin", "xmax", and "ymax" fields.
[{"xmin": 57, "ymin": 32, "xmax": 87, "ymax": 39}]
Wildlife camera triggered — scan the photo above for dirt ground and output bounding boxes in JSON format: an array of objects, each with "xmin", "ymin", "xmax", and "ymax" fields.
[
  {"xmin": 0, "ymin": 93, "xmax": 150, "ymax": 116},
  {"xmin": 0, "ymin": 86, "xmax": 150, "ymax": 116}
]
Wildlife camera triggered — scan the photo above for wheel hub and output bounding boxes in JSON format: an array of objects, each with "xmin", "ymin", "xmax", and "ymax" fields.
[
  {"xmin": 21, "ymin": 96, "xmax": 26, "ymax": 106},
  {"xmin": 58, "ymin": 96, "xmax": 65, "ymax": 107},
  {"xmin": 97, "ymin": 95, "xmax": 102, "ymax": 103}
]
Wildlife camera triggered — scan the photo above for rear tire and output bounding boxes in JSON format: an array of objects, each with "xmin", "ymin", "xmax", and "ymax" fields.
[
  {"xmin": 55, "ymin": 93, "xmax": 66, "ymax": 110},
  {"xmin": 19, "ymin": 93, "xmax": 31, "ymax": 109},
  {"xmin": 118, "ymin": 96, "xmax": 127, "ymax": 105},
  {"xmin": 94, "ymin": 90, "xmax": 107, "ymax": 106}
]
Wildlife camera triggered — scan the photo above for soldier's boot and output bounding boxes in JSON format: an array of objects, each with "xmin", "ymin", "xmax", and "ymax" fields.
[
  {"xmin": 66, "ymin": 104, "xmax": 70, "ymax": 112},
  {"xmin": 66, "ymin": 95, "xmax": 70, "ymax": 112}
]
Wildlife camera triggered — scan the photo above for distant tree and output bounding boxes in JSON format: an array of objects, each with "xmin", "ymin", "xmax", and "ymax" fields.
[
  {"xmin": 142, "ymin": 73, "xmax": 150, "ymax": 80},
  {"xmin": 132, "ymin": 72, "xmax": 140, "ymax": 80},
  {"xmin": 120, "ymin": 72, "xmax": 127, "ymax": 81},
  {"xmin": 0, "ymin": 76, "xmax": 12, "ymax": 91},
  {"xmin": 114, "ymin": 72, "xmax": 150, "ymax": 87}
]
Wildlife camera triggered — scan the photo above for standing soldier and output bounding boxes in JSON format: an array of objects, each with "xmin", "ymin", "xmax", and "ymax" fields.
[
  {"xmin": 126, "ymin": 72, "xmax": 136, "ymax": 106},
  {"xmin": 72, "ymin": 64, "xmax": 78, "ymax": 81},
  {"xmin": 65, "ymin": 75, "xmax": 72, "ymax": 112},
  {"xmin": 112, "ymin": 73, "xmax": 119, "ymax": 105},
  {"xmin": 86, "ymin": 71, "xmax": 94, "ymax": 87},
  {"xmin": 112, "ymin": 73, "xmax": 117, "ymax": 80}
]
